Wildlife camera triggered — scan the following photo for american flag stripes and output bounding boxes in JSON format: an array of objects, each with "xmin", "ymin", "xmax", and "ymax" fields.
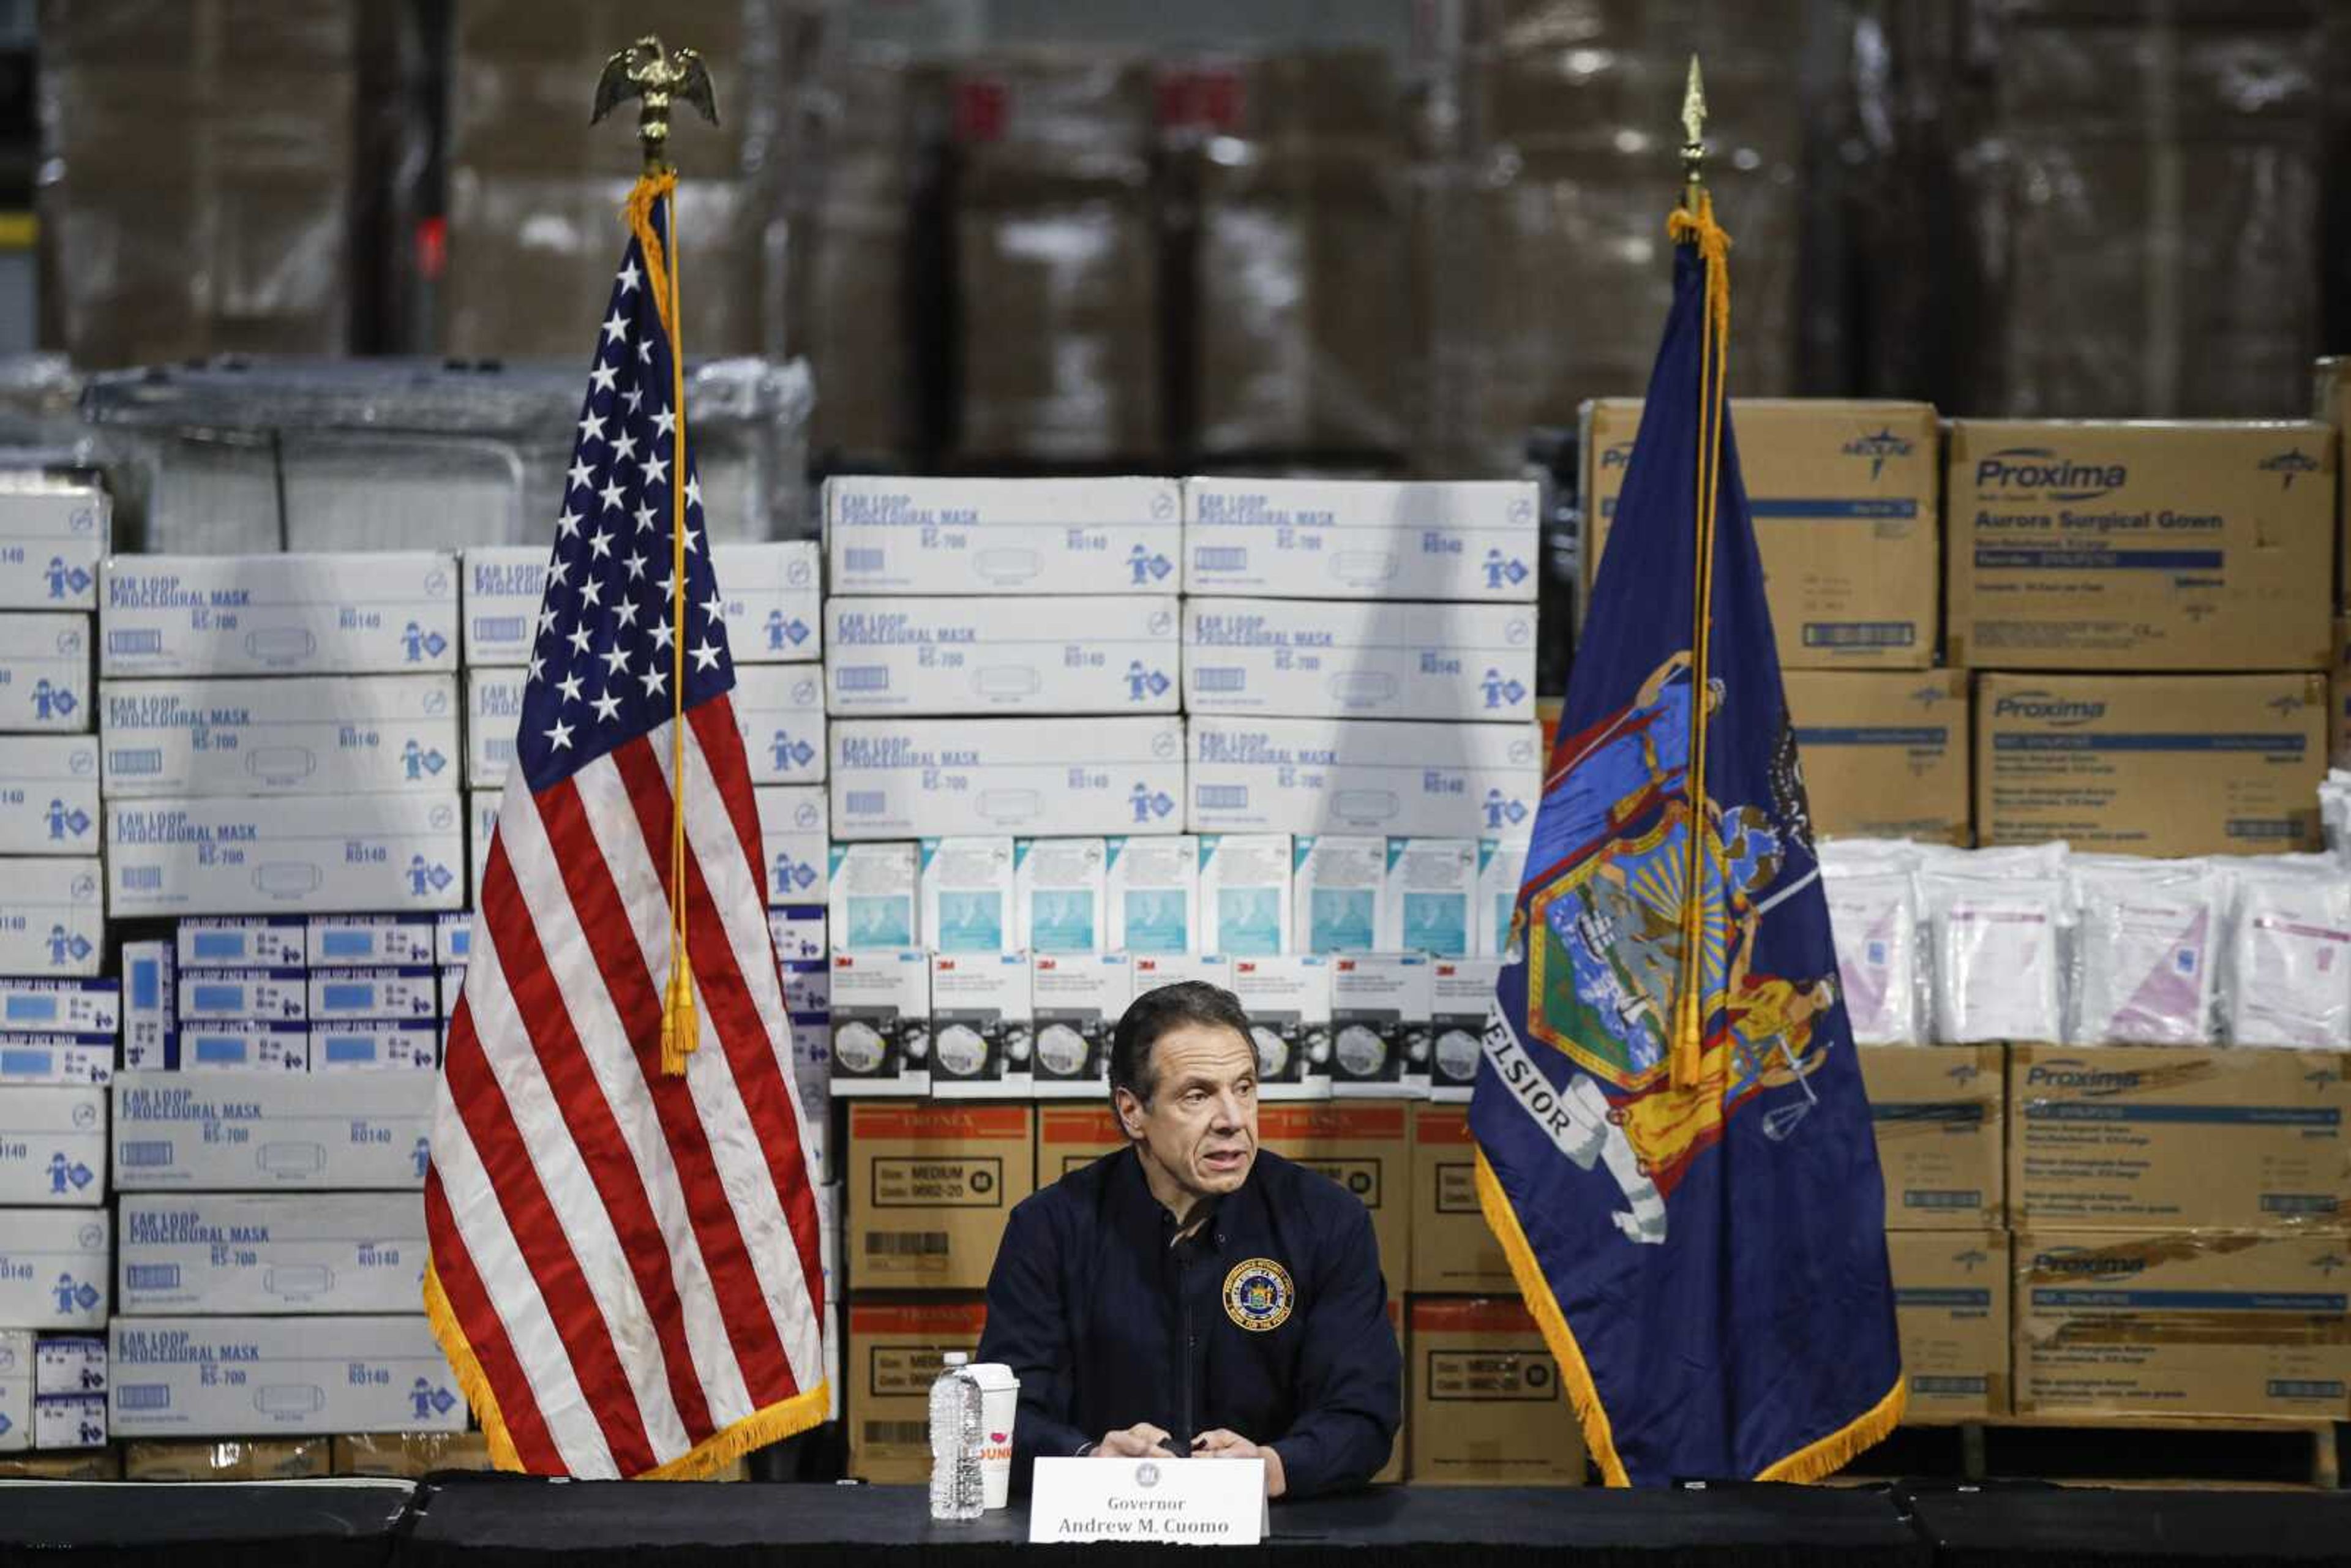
[{"xmin": 424, "ymin": 190, "xmax": 829, "ymax": 1478}]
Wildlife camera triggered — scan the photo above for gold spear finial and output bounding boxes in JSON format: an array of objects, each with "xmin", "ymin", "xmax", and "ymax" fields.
[
  {"xmin": 591, "ymin": 34, "xmax": 719, "ymax": 176},
  {"xmin": 1681, "ymin": 54, "xmax": 1707, "ymax": 211}
]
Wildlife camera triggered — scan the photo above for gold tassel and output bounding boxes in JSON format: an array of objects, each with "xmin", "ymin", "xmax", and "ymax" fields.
[{"xmin": 660, "ymin": 949, "xmax": 698, "ymax": 1078}]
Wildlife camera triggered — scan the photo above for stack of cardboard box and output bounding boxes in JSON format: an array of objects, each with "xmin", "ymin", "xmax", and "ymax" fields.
[
  {"xmin": 1165, "ymin": 50, "xmax": 1413, "ymax": 465},
  {"xmin": 1404, "ymin": 1104, "xmax": 1586, "ymax": 1484},
  {"xmin": 103, "ymin": 1067, "xmax": 462, "ymax": 1470},
  {"xmin": 1859, "ymin": 1047, "xmax": 2011, "ymax": 1427},
  {"xmin": 440, "ymin": 0, "xmax": 809, "ymax": 361},
  {"xmin": 0, "ymin": 484, "xmax": 108, "ymax": 1059},
  {"xmin": 98, "ymin": 554, "xmax": 469, "ymax": 930},
  {"xmin": 37, "ymin": 0, "xmax": 364, "ymax": 366},
  {"xmin": 949, "ymin": 56, "xmax": 1164, "ymax": 466},
  {"xmin": 0, "ymin": 1068, "xmax": 113, "ymax": 1465},
  {"xmin": 1949, "ymin": 421, "xmax": 2334, "ymax": 858},
  {"xmin": 2003, "ymin": 1045, "xmax": 2351, "ymax": 1424},
  {"xmin": 2311, "ymin": 361, "xmax": 2351, "ymax": 770}
]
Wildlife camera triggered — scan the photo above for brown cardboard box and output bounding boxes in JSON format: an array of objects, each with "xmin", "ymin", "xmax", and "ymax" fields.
[
  {"xmin": 1860, "ymin": 1046, "xmax": 2006, "ymax": 1232},
  {"xmin": 2008, "ymin": 1045, "xmax": 2350, "ymax": 1232},
  {"xmin": 1411, "ymin": 1104, "xmax": 1515, "ymax": 1294},
  {"xmin": 1582, "ymin": 400, "xmax": 1940, "ymax": 669},
  {"xmin": 1193, "ymin": 141, "xmax": 1411, "ymax": 459},
  {"xmin": 1785, "ymin": 672, "xmax": 1971, "ymax": 845},
  {"xmin": 0, "ymin": 1450, "xmax": 120, "ymax": 1480},
  {"xmin": 1406, "ymin": 1297, "xmax": 1585, "ymax": 1485},
  {"xmin": 1889, "ymin": 1230, "xmax": 2011, "ymax": 1423},
  {"xmin": 2314, "ymin": 358, "xmax": 2350, "ymax": 610},
  {"xmin": 2334, "ymin": 617, "xmax": 2351, "ymax": 768},
  {"xmin": 1037, "ymin": 1104, "xmax": 1128, "ymax": 1184},
  {"xmin": 846, "ymin": 1297, "xmax": 988, "ymax": 1484},
  {"xmin": 2013, "ymin": 1230, "xmax": 2351, "ymax": 1420},
  {"xmin": 121, "ymin": 1439, "xmax": 329, "ymax": 1481},
  {"xmin": 951, "ymin": 56, "xmax": 1162, "ymax": 465},
  {"xmin": 847, "ymin": 1103, "xmax": 1036, "ymax": 1292},
  {"xmin": 1376, "ymin": 1296, "xmax": 1404, "ymax": 1484},
  {"xmin": 1258, "ymin": 1102, "xmax": 1412, "ymax": 1294},
  {"xmin": 1975, "ymin": 672, "xmax": 2327, "ymax": 857},
  {"xmin": 332, "ymin": 1431, "xmax": 498, "ymax": 1478},
  {"xmin": 1946, "ymin": 420, "xmax": 2335, "ymax": 671}
]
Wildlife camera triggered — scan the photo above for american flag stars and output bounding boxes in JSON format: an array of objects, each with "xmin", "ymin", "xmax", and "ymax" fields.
[{"xmin": 516, "ymin": 231, "xmax": 735, "ymax": 793}]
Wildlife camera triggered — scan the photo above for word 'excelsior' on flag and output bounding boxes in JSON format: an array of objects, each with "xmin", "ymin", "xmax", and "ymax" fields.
[
  {"xmin": 1468, "ymin": 188, "xmax": 1903, "ymax": 1487},
  {"xmin": 424, "ymin": 179, "xmax": 828, "ymax": 1480}
]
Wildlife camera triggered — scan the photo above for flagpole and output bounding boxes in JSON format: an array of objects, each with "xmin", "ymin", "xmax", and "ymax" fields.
[
  {"xmin": 1681, "ymin": 56, "xmax": 1706, "ymax": 215},
  {"xmin": 593, "ymin": 35, "xmax": 719, "ymax": 1076},
  {"xmin": 1668, "ymin": 56, "xmax": 1724, "ymax": 1092}
]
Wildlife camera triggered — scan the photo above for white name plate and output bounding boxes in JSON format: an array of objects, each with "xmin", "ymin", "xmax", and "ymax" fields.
[{"xmin": 1029, "ymin": 1456, "xmax": 1269, "ymax": 1545}]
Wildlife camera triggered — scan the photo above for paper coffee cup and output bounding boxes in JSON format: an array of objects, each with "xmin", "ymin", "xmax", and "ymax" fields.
[{"xmin": 967, "ymin": 1362, "xmax": 1021, "ymax": 1510}]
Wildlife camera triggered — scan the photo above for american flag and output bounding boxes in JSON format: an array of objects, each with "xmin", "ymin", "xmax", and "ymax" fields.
[{"xmin": 425, "ymin": 197, "xmax": 828, "ymax": 1479}]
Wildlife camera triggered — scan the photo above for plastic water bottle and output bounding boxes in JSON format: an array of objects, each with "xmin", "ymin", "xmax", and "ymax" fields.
[{"xmin": 928, "ymin": 1351, "xmax": 984, "ymax": 1521}]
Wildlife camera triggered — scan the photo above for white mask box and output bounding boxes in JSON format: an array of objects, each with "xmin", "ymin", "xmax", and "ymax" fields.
[
  {"xmin": 100, "ymin": 553, "xmax": 459, "ymax": 677},
  {"xmin": 1029, "ymin": 953, "xmax": 1133, "ymax": 1099},
  {"xmin": 0, "ymin": 736, "xmax": 99, "ymax": 855},
  {"xmin": 1183, "ymin": 478, "xmax": 1539, "ymax": 602},
  {"xmin": 928, "ymin": 953, "xmax": 1033, "ymax": 1100},
  {"xmin": 827, "ymin": 950, "xmax": 931, "ymax": 1097},
  {"xmin": 825, "ymin": 476, "xmax": 1180, "ymax": 596},
  {"xmin": 100, "ymin": 675, "xmax": 459, "ymax": 798},
  {"xmin": 1187, "ymin": 718, "xmax": 1543, "ymax": 840}
]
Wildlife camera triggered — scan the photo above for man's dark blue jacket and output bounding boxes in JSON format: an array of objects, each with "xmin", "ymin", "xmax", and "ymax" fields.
[{"xmin": 977, "ymin": 1144, "xmax": 1401, "ymax": 1498}]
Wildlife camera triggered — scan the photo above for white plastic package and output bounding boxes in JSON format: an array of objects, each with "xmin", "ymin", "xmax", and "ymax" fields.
[
  {"xmin": 2223, "ymin": 855, "xmax": 2351, "ymax": 1049},
  {"xmin": 2321, "ymin": 771, "xmax": 2351, "ymax": 868},
  {"xmin": 1922, "ymin": 866, "xmax": 2070, "ymax": 1045},
  {"xmin": 2068, "ymin": 857, "xmax": 2221, "ymax": 1046},
  {"xmin": 1821, "ymin": 867, "xmax": 1925, "ymax": 1046},
  {"xmin": 1817, "ymin": 839, "xmax": 1928, "ymax": 876}
]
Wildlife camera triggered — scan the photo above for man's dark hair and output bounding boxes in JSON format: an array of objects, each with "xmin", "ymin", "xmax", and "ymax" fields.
[{"xmin": 1109, "ymin": 981, "xmax": 1253, "ymax": 1107}]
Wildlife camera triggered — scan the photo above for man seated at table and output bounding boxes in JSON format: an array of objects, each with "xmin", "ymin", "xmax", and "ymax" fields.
[{"xmin": 978, "ymin": 981, "xmax": 1401, "ymax": 1499}]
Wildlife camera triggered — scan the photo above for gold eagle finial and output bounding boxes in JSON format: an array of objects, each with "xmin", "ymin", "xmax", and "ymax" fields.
[{"xmin": 591, "ymin": 35, "xmax": 719, "ymax": 175}]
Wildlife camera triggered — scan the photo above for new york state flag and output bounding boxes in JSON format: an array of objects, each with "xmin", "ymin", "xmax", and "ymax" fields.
[{"xmin": 1469, "ymin": 193, "xmax": 1903, "ymax": 1486}]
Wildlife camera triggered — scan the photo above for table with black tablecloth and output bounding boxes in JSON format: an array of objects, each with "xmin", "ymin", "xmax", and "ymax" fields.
[
  {"xmin": 1898, "ymin": 1482, "xmax": 2351, "ymax": 1568},
  {"xmin": 0, "ymin": 1480, "xmax": 414, "ymax": 1568},
  {"xmin": 17, "ymin": 1475, "xmax": 2351, "ymax": 1567},
  {"xmin": 399, "ymin": 1478, "xmax": 1931, "ymax": 1568}
]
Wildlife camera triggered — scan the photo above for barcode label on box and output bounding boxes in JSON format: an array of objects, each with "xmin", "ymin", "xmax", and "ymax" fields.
[
  {"xmin": 108, "ymin": 631, "xmax": 163, "ymax": 655},
  {"xmin": 108, "ymin": 749, "xmax": 164, "ymax": 776},
  {"xmin": 127, "ymin": 1264, "xmax": 181, "ymax": 1290},
  {"xmin": 864, "ymin": 1232, "xmax": 950, "ymax": 1257},
  {"xmin": 846, "ymin": 549, "xmax": 885, "ymax": 573},
  {"xmin": 1193, "ymin": 548, "xmax": 1247, "ymax": 571},
  {"xmin": 119, "ymin": 1141, "xmax": 173, "ymax": 1168},
  {"xmin": 837, "ymin": 667, "xmax": 891, "ymax": 693},
  {"xmin": 863, "ymin": 1420, "xmax": 928, "ymax": 1446},
  {"xmin": 846, "ymin": 791, "xmax": 887, "ymax": 816},
  {"xmin": 1802, "ymin": 623, "xmax": 1916, "ymax": 648},
  {"xmin": 1196, "ymin": 786, "xmax": 1249, "ymax": 809},
  {"xmin": 1194, "ymin": 668, "xmax": 1247, "ymax": 692},
  {"xmin": 118, "ymin": 1384, "xmax": 171, "ymax": 1411}
]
